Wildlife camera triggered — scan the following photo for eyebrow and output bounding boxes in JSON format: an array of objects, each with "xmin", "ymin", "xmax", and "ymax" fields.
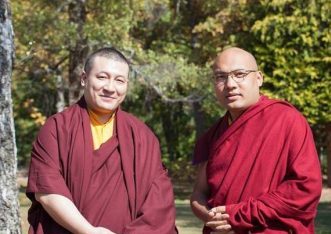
[
  {"xmin": 97, "ymin": 71, "xmax": 128, "ymax": 78},
  {"xmin": 214, "ymin": 68, "xmax": 252, "ymax": 73}
]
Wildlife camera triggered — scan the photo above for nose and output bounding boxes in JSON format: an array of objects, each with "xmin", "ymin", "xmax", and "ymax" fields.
[
  {"xmin": 224, "ymin": 74, "xmax": 237, "ymax": 88},
  {"xmin": 103, "ymin": 79, "xmax": 115, "ymax": 92}
]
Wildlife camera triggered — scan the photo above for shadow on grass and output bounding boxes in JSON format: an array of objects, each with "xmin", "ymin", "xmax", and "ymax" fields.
[
  {"xmin": 175, "ymin": 200, "xmax": 202, "ymax": 234},
  {"xmin": 19, "ymin": 185, "xmax": 31, "ymax": 234},
  {"xmin": 19, "ymin": 184, "xmax": 331, "ymax": 234},
  {"xmin": 316, "ymin": 202, "xmax": 331, "ymax": 234},
  {"xmin": 175, "ymin": 200, "xmax": 331, "ymax": 234},
  {"xmin": 176, "ymin": 201, "xmax": 201, "ymax": 229}
]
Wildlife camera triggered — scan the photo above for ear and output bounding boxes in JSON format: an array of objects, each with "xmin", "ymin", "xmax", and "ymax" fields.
[
  {"xmin": 256, "ymin": 71, "xmax": 263, "ymax": 87},
  {"xmin": 81, "ymin": 71, "xmax": 87, "ymax": 86}
]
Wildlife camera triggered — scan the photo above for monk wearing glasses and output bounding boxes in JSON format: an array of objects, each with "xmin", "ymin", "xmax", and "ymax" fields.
[{"xmin": 190, "ymin": 47, "xmax": 322, "ymax": 234}]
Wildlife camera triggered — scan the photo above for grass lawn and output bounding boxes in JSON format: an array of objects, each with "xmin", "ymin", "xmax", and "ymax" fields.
[
  {"xmin": 18, "ymin": 179, "xmax": 331, "ymax": 233},
  {"xmin": 315, "ymin": 202, "xmax": 331, "ymax": 234},
  {"xmin": 175, "ymin": 200, "xmax": 331, "ymax": 234},
  {"xmin": 175, "ymin": 200, "xmax": 202, "ymax": 234},
  {"xmin": 19, "ymin": 193, "xmax": 331, "ymax": 234}
]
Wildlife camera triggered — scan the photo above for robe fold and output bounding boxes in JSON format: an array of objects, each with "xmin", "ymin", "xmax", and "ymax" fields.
[
  {"xmin": 193, "ymin": 96, "xmax": 322, "ymax": 234},
  {"xmin": 26, "ymin": 98, "xmax": 177, "ymax": 234}
]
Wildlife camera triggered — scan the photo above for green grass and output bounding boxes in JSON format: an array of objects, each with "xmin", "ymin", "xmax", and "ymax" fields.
[
  {"xmin": 19, "ymin": 186, "xmax": 30, "ymax": 234},
  {"xmin": 315, "ymin": 202, "xmax": 331, "ymax": 234},
  {"xmin": 175, "ymin": 200, "xmax": 331, "ymax": 234},
  {"xmin": 175, "ymin": 200, "xmax": 202, "ymax": 234},
  {"xmin": 19, "ymin": 193, "xmax": 331, "ymax": 234}
]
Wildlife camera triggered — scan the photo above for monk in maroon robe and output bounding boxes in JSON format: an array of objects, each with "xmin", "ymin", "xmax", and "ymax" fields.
[
  {"xmin": 26, "ymin": 47, "xmax": 177, "ymax": 234},
  {"xmin": 190, "ymin": 47, "xmax": 322, "ymax": 234}
]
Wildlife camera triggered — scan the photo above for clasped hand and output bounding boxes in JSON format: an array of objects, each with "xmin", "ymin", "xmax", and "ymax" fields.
[{"xmin": 205, "ymin": 206, "xmax": 234, "ymax": 234}]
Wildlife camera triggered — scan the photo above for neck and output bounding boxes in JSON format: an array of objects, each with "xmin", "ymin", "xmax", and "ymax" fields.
[
  {"xmin": 228, "ymin": 110, "xmax": 243, "ymax": 122},
  {"xmin": 88, "ymin": 107, "xmax": 114, "ymax": 124},
  {"xmin": 229, "ymin": 95, "xmax": 262, "ymax": 121},
  {"xmin": 97, "ymin": 114, "xmax": 114, "ymax": 124}
]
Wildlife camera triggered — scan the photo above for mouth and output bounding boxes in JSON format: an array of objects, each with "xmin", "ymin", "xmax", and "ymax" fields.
[
  {"xmin": 99, "ymin": 95, "xmax": 116, "ymax": 100},
  {"xmin": 226, "ymin": 93, "xmax": 241, "ymax": 98},
  {"xmin": 225, "ymin": 93, "xmax": 242, "ymax": 102}
]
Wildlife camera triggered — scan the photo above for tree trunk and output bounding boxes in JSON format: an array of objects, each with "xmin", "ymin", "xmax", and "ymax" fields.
[
  {"xmin": 161, "ymin": 103, "xmax": 177, "ymax": 161},
  {"xmin": 192, "ymin": 101, "xmax": 205, "ymax": 138},
  {"xmin": 68, "ymin": 0, "xmax": 88, "ymax": 104},
  {"xmin": 326, "ymin": 123, "xmax": 331, "ymax": 187},
  {"xmin": 0, "ymin": 0, "xmax": 21, "ymax": 233},
  {"xmin": 56, "ymin": 74, "xmax": 66, "ymax": 112}
]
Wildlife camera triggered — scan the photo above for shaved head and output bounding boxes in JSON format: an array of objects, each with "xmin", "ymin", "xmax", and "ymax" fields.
[
  {"xmin": 212, "ymin": 47, "xmax": 263, "ymax": 120},
  {"xmin": 213, "ymin": 47, "xmax": 258, "ymax": 71}
]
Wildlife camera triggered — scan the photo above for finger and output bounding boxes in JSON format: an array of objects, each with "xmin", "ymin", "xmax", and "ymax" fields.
[
  {"xmin": 214, "ymin": 224, "xmax": 232, "ymax": 231},
  {"xmin": 206, "ymin": 220, "xmax": 229, "ymax": 225},
  {"xmin": 205, "ymin": 220, "xmax": 229, "ymax": 228},
  {"xmin": 207, "ymin": 209, "xmax": 216, "ymax": 217},
  {"xmin": 210, "ymin": 230, "xmax": 232, "ymax": 234},
  {"xmin": 210, "ymin": 212, "xmax": 230, "ymax": 221},
  {"xmin": 210, "ymin": 206, "xmax": 226, "ymax": 214},
  {"xmin": 221, "ymin": 213, "xmax": 230, "ymax": 220}
]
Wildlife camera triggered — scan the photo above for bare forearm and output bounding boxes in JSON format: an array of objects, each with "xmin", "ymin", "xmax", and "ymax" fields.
[
  {"xmin": 190, "ymin": 192, "xmax": 211, "ymax": 222},
  {"xmin": 35, "ymin": 193, "xmax": 99, "ymax": 234},
  {"xmin": 190, "ymin": 161, "xmax": 211, "ymax": 223}
]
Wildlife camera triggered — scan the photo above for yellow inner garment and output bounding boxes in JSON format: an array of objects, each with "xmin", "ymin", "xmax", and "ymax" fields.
[{"xmin": 88, "ymin": 108, "xmax": 115, "ymax": 150}]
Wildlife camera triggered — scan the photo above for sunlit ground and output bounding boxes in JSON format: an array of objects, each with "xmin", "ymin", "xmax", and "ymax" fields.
[{"xmin": 18, "ymin": 179, "xmax": 331, "ymax": 234}]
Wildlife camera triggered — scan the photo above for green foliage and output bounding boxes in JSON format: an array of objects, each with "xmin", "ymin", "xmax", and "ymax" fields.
[
  {"xmin": 249, "ymin": 0, "xmax": 331, "ymax": 124},
  {"xmin": 123, "ymin": 52, "xmax": 221, "ymax": 175},
  {"xmin": 190, "ymin": 0, "xmax": 330, "ymax": 169},
  {"xmin": 11, "ymin": 0, "xmax": 330, "ymax": 179}
]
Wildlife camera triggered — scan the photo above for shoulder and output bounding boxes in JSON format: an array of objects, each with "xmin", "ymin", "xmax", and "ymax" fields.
[
  {"xmin": 39, "ymin": 103, "xmax": 82, "ymax": 134},
  {"xmin": 52, "ymin": 102, "xmax": 82, "ymax": 122},
  {"xmin": 266, "ymin": 99, "xmax": 306, "ymax": 120},
  {"xmin": 263, "ymin": 98, "xmax": 310, "ymax": 131},
  {"xmin": 118, "ymin": 109, "xmax": 158, "ymax": 141}
]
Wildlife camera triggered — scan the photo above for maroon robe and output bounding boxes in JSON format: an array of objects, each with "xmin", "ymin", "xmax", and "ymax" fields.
[
  {"xmin": 26, "ymin": 98, "xmax": 177, "ymax": 234},
  {"xmin": 193, "ymin": 96, "xmax": 322, "ymax": 234}
]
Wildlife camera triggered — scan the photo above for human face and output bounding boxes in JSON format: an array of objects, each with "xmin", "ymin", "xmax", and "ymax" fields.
[
  {"xmin": 213, "ymin": 49, "xmax": 263, "ymax": 120},
  {"xmin": 81, "ymin": 56, "xmax": 129, "ymax": 120}
]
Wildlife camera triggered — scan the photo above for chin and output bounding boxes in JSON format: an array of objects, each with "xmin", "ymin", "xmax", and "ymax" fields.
[
  {"xmin": 226, "ymin": 102, "xmax": 246, "ymax": 111},
  {"xmin": 96, "ymin": 104, "xmax": 118, "ymax": 113}
]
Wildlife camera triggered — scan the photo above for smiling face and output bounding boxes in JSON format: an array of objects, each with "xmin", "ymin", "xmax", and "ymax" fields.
[
  {"xmin": 213, "ymin": 48, "xmax": 263, "ymax": 120},
  {"xmin": 81, "ymin": 56, "xmax": 129, "ymax": 121}
]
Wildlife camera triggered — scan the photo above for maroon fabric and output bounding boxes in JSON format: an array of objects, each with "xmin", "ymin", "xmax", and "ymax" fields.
[
  {"xmin": 26, "ymin": 98, "xmax": 177, "ymax": 234},
  {"xmin": 193, "ymin": 96, "xmax": 322, "ymax": 234}
]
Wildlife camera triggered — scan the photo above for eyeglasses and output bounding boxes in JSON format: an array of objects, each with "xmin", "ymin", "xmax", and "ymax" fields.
[{"xmin": 214, "ymin": 69, "xmax": 257, "ymax": 84}]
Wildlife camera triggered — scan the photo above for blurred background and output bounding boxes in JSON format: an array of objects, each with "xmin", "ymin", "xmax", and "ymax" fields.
[{"xmin": 2, "ymin": 0, "xmax": 331, "ymax": 233}]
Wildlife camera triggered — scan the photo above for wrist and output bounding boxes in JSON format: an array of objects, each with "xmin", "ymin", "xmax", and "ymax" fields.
[{"xmin": 79, "ymin": 223, "xmax": 96, "ymax": 234}]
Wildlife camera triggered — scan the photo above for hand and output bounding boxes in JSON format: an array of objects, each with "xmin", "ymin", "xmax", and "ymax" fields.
[
  {"xmin": 205, "ymin": 206, "xmax": 232, "ymax": 232},
  {"xmin": 210, "ymin": 231, "xmax": 235, "ymax": 234},
  {"xmin": 89, "ymin": 226, "xmax": 116, "ymax": 234}
]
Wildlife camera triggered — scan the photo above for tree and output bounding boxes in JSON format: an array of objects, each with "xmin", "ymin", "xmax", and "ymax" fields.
[
  {"xmin": 10, "ymin": 0, "xmax": 330, "ymax": 184},
  {"xmin": 0, "ymin": 0, "xmax": 21, "ymax": 232},
  {"xmin": 191, "ymin": 0, "xmax": 331, "ymax": 186}
]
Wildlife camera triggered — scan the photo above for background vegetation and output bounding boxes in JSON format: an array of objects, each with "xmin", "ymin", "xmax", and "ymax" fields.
[{"xmin": 12, "ymin": 0, "xmax": 331, "ymax": 185}]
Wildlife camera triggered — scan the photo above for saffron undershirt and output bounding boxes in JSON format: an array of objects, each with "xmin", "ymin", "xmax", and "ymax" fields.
[{"xmin": 87, "ymin": 108, "xmax": 115, "ymax": 150}]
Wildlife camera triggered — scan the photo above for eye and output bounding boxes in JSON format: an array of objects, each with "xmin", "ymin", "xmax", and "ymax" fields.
[
  {"xmin": 97, "ymin": 75, "xmax": 107, "ymax": 79},
  {"xmin": 215, "ymin": 73, "xmax": 227, "ymax": 80},
  {"xmin": 115, "ymin": 77, "xmax": 127, "ymax": 84},
  {"xmin": 233, "ymin": 71, "xmax": 247, "ymax": 78}
]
